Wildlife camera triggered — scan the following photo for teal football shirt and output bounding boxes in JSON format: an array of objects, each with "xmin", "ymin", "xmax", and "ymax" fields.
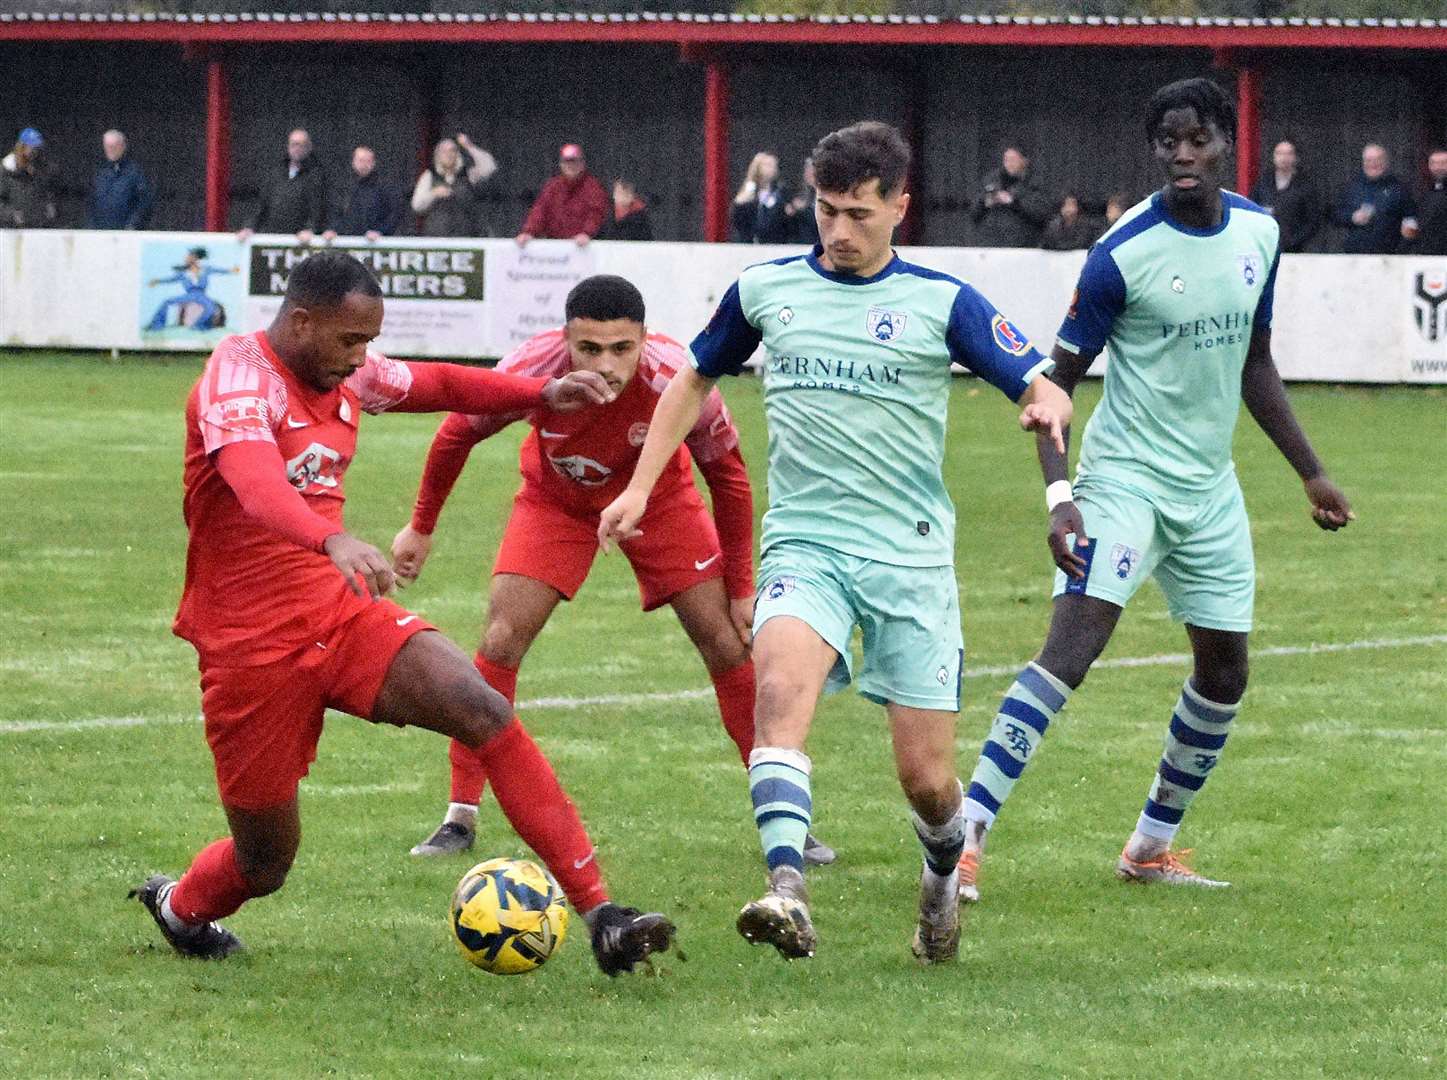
[
  {"xmin": 690, "ymin": 249, "xmax": 1051, "ymax": 567},
  {"xmin": 1058, "ymin": 191, "xmax": 1281, "ymax": 494}
]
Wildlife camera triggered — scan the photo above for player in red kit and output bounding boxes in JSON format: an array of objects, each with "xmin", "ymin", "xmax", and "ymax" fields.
[
  {"xmin": 390, "ymin": 276, "xmax": 835, "ymax": 865},
  {"xmin": 132, "ymin": 252, "xmax": 676, "ymax": 975}
]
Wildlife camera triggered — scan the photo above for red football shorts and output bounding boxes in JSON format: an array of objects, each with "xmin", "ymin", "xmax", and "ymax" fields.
[
  {"xmin": 198, "ymin": 598, "xmax": 435, "ymax": 810},
  {"xmin": 493, "ymin": 484, "xmax": 724, "ymax": 611}
]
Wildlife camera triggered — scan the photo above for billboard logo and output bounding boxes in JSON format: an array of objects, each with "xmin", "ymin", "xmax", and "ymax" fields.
[{"xmin": 1413, "ymin": 270, "xmax": 1447, "ymax": 343}]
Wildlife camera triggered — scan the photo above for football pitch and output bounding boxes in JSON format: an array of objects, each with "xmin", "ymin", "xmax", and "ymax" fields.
[{"xmin": 1, "ymin": 352, "xmax": 1442, "ymax": 1079}]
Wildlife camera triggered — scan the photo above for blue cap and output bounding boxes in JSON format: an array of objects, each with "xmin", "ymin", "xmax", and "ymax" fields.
[{"xmin": 18, "ymin": 128, "xmax": 43, "ymax": 148}]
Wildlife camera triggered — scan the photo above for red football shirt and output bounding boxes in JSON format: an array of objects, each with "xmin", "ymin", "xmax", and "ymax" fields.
[
  {"xmin": 174, "ymin": 331, "xmax": 416, "ymax": 667},
  {"xmin": 410, "ymin": 329, "xmax": 755, "ymax": 597}
]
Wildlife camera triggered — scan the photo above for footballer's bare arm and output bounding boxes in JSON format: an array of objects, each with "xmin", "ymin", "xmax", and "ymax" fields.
[
  {"xmin": 1240, "ymin": 327, "xmax": 1354, "ymax": 531},
  {"xmin": 1036, "ymin": 344, "xmax": 1096, "ymax": 576}
]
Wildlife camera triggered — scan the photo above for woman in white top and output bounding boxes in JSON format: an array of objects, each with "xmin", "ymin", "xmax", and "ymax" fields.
[{"xmin": 411, "ymin": 134, "xmax": 498, "ymax": 237}]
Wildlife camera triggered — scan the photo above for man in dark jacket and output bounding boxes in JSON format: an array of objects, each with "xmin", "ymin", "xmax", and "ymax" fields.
[
  {"xmin": 516, "ymin": 143, "xmax": 609, "ymax": 246},
  {"xmin": 1334, "ymin": 144, "xmax": 1413, "ymax": 255},
  {"xmin": 1404, "ymin": 148, "xmax": 1447, "ymax": 256},
  {"xmin": 237, "ymin": 129, "xmax": 329, "ymax": 243},
  {"xmin": 88, "ymin": 130, "xmax": 154, "ymax": 230},
  {"xmin": 1249, "ymin": 139, "xmax": 1323, "ymax": 253},
  {"xmin": 330, "ymin": 146, "xmax": 400, "ymax": 241},
  {"xmin": 969, "ymin": 146, "xmax": 1052, "ymax": 247}
]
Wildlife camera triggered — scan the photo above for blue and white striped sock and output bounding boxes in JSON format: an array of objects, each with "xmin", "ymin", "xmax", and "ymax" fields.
[
  {"xmin": 963, "ymin": 662, "xmax": 1072, "ymax": 828},
  {"xmin": 1135, "ymin": 680, "xmax": 1240, "ymax": 844},
  {"xmin": 912, "ymin": 780, "xmax": 967, "ymax": 877},
  {"xmin": 748, "ymin": 747, "xmax": 812, "ymax": 872}
]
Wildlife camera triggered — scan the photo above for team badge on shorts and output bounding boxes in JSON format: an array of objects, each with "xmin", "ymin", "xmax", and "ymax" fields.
[
  {"xmin": 866, "ymin": 307, "xmax": 908, "ymax": 343},
  {"xmin": 1237, "ymin": 254, "xmax": 1262, "ymax": 287},
  {"xmin": 990, "ymin": 314, "xmax": 1030, "ymax": 356},
  {"xmin": 762, "ymin": 575, "xmax": 797, "ymax": 601},
  {"xmin": 627, "ymin": 421, "xmax": 650, "ymax": 447},
  {"xmin": 1110, "ymin": 543, "xmax": 1141, "ymax": 580}
]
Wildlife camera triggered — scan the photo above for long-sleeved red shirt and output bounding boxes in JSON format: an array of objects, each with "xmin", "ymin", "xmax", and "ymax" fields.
[
  {"xmin": 521, "ymin": 171, "xmax": 610, "ymax": 239},
  {"xmin": 411, "ymin": 329, "xmax": 755, "ymax": 599},
  {"xmin": 174, "ymin": 330, "xmax": 550, "ymax": 665}
]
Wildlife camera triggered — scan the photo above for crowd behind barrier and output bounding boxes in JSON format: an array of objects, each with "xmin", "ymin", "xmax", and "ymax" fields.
[{"xmin": 4, "ymin": 126, "xmax": 1445, "ymax": 256}]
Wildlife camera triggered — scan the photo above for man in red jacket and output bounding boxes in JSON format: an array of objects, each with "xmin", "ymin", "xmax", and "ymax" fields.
[
  {"xmin": 132, "ymin": 252, "xmax": 676, "ymax": 976},
  {"xmin": 391, "ymin": 275, "xmax": 836, "ymax": 866},
  {"xmin": 516, "ymin": 143, "xmax": 610, "ymax": 246}
]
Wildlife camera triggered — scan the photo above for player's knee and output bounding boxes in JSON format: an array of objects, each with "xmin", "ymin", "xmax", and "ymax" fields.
[
  {"xmin": 1195, "ymin": 658, "xmax": 1248, "ymax": 705},
  {"xmin": 897, "ymin": 760, "xmax": 955, "ymax": 819},
  {"xmin": 754, "ymin": 668, "xmax": 811, "ymax": 734},
  {"xmin": 236, "ymin": 848, "xmax": 295, "ymax": 898},
  {"xmin": 450, "ymin": 675, "xmax": 513, "ymax": 746},
  {"xmin": 480, "ymin": 618, "xmax": 530, "ymax": 670},
  {"xmin": 699, "ymin": 626, "xmax": 749, "ymax": 674},
  {"xmin": 1034, "ymin": 645, "xmax": 1091, "ymax": 691}
]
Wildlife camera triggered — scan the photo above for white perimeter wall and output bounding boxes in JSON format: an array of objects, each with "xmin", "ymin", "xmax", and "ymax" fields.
[{"xmin": 2, "ymin": 230, "xmax": 1444, "ymax": 383}]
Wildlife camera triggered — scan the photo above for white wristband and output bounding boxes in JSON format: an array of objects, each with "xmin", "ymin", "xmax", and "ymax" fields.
[{"xmin": 1045, "ymin": 480, "xmax": 1074, "ymax": 511}]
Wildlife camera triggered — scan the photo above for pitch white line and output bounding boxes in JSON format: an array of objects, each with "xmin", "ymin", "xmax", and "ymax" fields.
[{"xmin": 2, "ymin": 634, "xmax": 1441, "ymax": 735}]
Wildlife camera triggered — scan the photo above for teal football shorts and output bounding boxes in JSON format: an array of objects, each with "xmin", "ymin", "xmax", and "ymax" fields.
[
  {"xmin": 754, "ymin": 539, "xmax": 964, "ymax": 711},
  {"xmin": 1052, "ymin": 471, "xmax": 1255, "ymax": 632}
]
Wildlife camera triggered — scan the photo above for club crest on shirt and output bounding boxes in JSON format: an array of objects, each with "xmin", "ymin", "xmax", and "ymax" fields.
[
  {"xmin": 778, "ymin": 306, "xmax": 795, "ymax": 325},
  {"xmin": 339, "ymin": 398, "xmax": 353, "ymax": 424},
  {"xmin": 548, "ymin": 453, "xmax": 612, "ymax": 486},
  {"xmin": 1237, "ymin": 254, "xmax": 1262, "ymax": 287},
  {"xmin": 990, "ymin": 314, "xmax": 1030, "ymax": 356},
  {"xmin": 1110, "ymin": 543, "xmax": 1141, "ymax": 580},
  {"xmin": 1171, "ymin": 276, "xmax": 1186, "ymax": 293},
  {"xmin": 762, "ymin": 575, "xmax": 797, "ymax": 601},
  {"xmin": 866, "ymin": 307, "xmax": 907, "ymax": 343},
  {"xmin": 628, "ymin": 421, "xmax": 650, "ymax": 447}
]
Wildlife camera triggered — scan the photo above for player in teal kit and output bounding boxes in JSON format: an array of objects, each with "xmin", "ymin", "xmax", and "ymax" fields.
[
  {"xmin": 956, "ymin": 79, "xmax": 1354, "ymax": 903},
  {"xmin": 598, "ymin": 122, "xmax": 1071, "ymax": 962}
]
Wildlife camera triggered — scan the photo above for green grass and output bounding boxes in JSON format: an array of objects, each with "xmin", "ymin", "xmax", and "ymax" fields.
[{"xmin": 1, "ymin": 351, "xmax": 1443, "ymax": 1079}]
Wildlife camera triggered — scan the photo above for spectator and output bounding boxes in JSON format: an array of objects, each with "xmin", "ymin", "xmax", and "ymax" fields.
[
  {"xmin": 411, "ymin": 134, "xmax": 497, "ymax": 238},
  {"xmin": 328, "ymin": 146, "xmax": 401, "ymax": 242},
  {"xmin": 1249, "ymin": 139, "xmax": 1323, "ymax": 253},
  {"xmin": 237, "ymin": 129, "xmax": 329, "ymax": 244},
  {"xmin": 1103, "ymin": 192, "xmax": 1129, "ymax": 229},
  {"xmin": 787, "ymin": 156, "xmax": 819, "ymax": 246},
  {"xmin": 969, "ymin": 145, "xmax": 1051, "ymax": 247},
  {"xmin": 731, "ymin": 151, "xmax": 792, "ymax": 244},
  {"xmin": 0, "ymin": 128, "xmax": 58, "ymax": 228},
  {"xmin": 1040, "ymin": 193, "xmax": 1097, "ymax": 251},
  {"xmin": 88, "ymin": 129, "xmax": 153, "ymax": 230},
  {"xmin": 598, "ymin": 178, "xmax": 652, "ymax": 241},
  {"xmin": 1403, "ymin": 148, "xmax": 1447, "ymax": 256},
  {"xmin": 517, "ymin": 143, "xmax": 609, "ymax": 246},
  {"xmin": 1334, "ymin": 143, "xmax": 1413, "ymax": 255}
]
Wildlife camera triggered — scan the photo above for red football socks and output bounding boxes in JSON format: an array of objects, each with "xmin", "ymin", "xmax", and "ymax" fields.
[
  {"xmin": 169, "ymin": 838, "xmax": 254, "ymax": 924},
  {"xmin": 447, "ymin": 653, "xmax": 519, "ymax": 805},
  {"xmin": 475, "ymin": 718, "xmax": 609, "ymax": 913},
  {"xmin": 711, "ymin": 658, "xmax": 757, "ymax": 765}
]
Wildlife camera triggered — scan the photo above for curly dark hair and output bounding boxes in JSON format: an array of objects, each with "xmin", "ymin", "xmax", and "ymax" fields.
[
  {"xmin": 1145, "ymin": 78, "xmax": 1237, "ymax": 143},
  {"xmin": 810, "ymin": 121, "xmax": 911, "ymax": 197}
]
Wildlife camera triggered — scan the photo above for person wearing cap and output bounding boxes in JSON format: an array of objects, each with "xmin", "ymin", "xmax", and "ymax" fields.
[
  {"xmin": 1, "ymin": 128, "xmax": 59, "ymax": 228},
  {"xmin": 89, "ymin": 129, "xmax": 154, "ymax": 230},
  {"xmin": 516, "ymin": 143, "xmax": 609, "ymax": 247}
]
